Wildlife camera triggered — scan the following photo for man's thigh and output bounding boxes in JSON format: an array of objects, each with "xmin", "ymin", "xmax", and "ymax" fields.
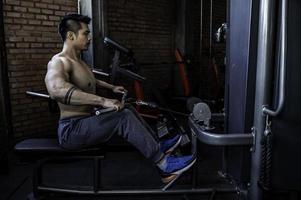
[{"xmin": 82, "ymin": 112, "xmax": 123, "ymax": 146}]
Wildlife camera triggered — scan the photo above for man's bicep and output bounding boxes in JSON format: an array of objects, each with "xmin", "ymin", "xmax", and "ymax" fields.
[
  {"xmin": 47, "ymin": 68, "xmax": 68, "ymax": 86},
  {"xmin": 45, "ymin": 60, "xmax": 71, "ymax": 95}
]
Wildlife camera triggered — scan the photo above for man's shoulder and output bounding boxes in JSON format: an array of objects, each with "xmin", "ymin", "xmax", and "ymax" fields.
[{"xmin": 48, "ymin": 54, "xmax": 71, "ymax": 71}]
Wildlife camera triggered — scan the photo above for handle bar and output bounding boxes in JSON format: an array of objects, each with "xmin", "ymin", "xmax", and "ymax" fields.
[{"xmin": 95, "ymin": 90, "xmax": 128, "ymax": 116}]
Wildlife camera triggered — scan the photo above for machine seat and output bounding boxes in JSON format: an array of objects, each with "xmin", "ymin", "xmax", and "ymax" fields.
[{"xmin": 14, "ymin": 138, "xmax": 104, "ymax": 159}]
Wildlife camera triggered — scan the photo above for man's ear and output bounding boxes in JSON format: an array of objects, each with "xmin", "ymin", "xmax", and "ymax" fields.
[{"xmin": 67, "ymin": 31, "xmax": 75, "ymax": 41}]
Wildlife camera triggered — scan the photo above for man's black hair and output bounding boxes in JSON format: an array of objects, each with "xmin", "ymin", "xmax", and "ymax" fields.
[{"xmin": 58, "ymin": 13, "xmax": 91, "ymax": 42}]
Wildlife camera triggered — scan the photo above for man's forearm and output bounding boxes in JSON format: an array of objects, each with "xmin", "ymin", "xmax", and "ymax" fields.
[
  {"xmin": 68, "ymin": 90, "xmax": 105, "ymax": 106},
  {"xmin": 96, "ymin": 79, "xmax": 114, "ymax": 90},
  {"xmin": 49, "ymin": 84, "xmax": 105, "ymax": 106}
]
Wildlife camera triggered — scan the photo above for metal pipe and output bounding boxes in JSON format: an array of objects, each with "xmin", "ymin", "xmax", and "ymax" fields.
[
  {"xmin": 249, "ymin": 0, "xmax": 277, "ymax": 199},
  {"xmin": 104, "ymin": 37, "xmax": 131, "ymax": 56},
  {"xmin": 209, "ymin": 0, "xmax": 213, "ymax": 57},
  {"xmin": 200, "ymin": 0, "xmax": 203, "ymax": 60},
  {"xmin": 37, "ymin": 186, "xmax": 237, "ymax": 196},
  {"xmin": 77, "ymin": 0, "xmax": 81, "ymax": 14},
  {"xmin": 262, "ymin": 0, "xmax": 287, "ymax": 117},
  {"xmin": 134, "ymin": 61, "xmax": 187, "ymax": 66},
  {"xmin": 92, "ymin": 69, "xmax": 109, "ymax": 77},
  {"xmin": 189, "ymin": 117, "xmax": 253, "ymax": 146},
  {"xmin": 26, "ymin": 91, "xmax": 50, "ymax": 99},
  {"xmin": 117, "ymin": 67, "xmax": 146, "ymax": 82}
]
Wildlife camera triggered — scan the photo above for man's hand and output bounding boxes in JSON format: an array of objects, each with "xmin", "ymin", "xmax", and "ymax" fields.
[
  {"xmin": 103, "ymin": 98, "xmax": 124, "ymax": 111},
  {"xmin": 112, "ymin": 86, "xmax": 125, "ymax": 94}
]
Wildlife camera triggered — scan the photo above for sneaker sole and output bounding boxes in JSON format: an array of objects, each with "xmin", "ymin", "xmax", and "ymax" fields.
[
  {"xmin": 161, "ymin": 157, "xmax": 196, "ymax": 183},
  {"xmin": 165, "ymin": 135, "xmax": 183, "ymax": 154}
]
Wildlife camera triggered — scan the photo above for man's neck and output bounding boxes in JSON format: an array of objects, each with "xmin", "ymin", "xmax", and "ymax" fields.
[{"xmin": 62, "ymin": 43, "xmax": 81, "ymax": 61}]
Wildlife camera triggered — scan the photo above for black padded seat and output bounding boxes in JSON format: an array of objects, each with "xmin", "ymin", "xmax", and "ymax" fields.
[
  {"xmin": 14, "ymin": 138, "xmax": 103, "ymax": 158},
  {"xmin": 14, "ymin": 136, "xmax": 134, "ymax": 156},
  {"xmin": 15, "ymin": 138, "xmax": 61, "ymax": 153}
]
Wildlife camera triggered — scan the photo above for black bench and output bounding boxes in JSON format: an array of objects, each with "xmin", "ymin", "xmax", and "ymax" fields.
[
  {"xmin": 14, "ymin": 134, "xmax": 203, "ymax": 200},
  {"xmin": 14, "ymin": 138, "xmax": 106, "ymax": 199},
  {"xmin": 15, "ymin": 136, "xmax": 190, "ymax": 200},
  {"xmin": 14, "ymin": 138, "xmax": 104, "ymax": 155}
]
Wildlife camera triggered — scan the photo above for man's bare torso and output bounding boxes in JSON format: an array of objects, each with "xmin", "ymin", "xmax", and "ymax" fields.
[{"xmin": 51, "ymin": 53, "xmax": 96, "ymax": 119}]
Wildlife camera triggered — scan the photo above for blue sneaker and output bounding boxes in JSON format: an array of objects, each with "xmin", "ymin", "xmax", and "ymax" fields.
[
  {"xmin": 159, "ymin": 155, "xmax": 196, "ymax": 183},
  {"xmin": 160, "ymin": 134, "xmax": 182, "ymax": 154}
]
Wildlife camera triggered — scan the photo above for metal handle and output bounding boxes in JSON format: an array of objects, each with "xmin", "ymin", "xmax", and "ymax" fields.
[
  {"xmin": 121, "ymin": 90, "xmax": 128, "ymax": 105},
  {"xmin": 263, "ymin": 0, "xmax": 287, "ymax": 117},
  {"xmin": 95, "ymin": 107, "xmax": 116, "ymax": 115},
  {"xmin": 95, "ymin": 90, "xmax": 128, "ymax": 116}
]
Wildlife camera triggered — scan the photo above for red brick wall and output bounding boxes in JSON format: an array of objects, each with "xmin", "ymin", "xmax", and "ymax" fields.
[
  {"xmin": 3, "ymin": 0, "xmax": 77, "ymax": 138},
  {"xmin": 107, "ymin": 0, "xmax": 175, "ymax": 98}
]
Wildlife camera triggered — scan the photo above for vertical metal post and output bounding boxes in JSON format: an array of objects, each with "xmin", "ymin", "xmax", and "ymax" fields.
[
  {"xmin": 93, "ymin": 157, "xmax": 100, "ymax": 193},
  {"xmin": 77, "ymin": 0, "xmax": 81, "ymax": 14},
  {"xmin": 93, "ymin": 0, "xmax": 109, "ymax": 71},
  {"xmin": 79, "ymin": 0, "xmax": 108, "ymax": 70},
  {"xmin": 175, "ymin": 0, "xmax": 187, "ymax": 54},
  {"xmin": 249, "ymin": 0, "xmax": 276, "ymax": 199},
  {"xmin": 224, "ymin": 0, "xmax": 255, "ymax": 184},
  {"xmin": 200, "ymin": 0, "xmax": 203, "ymax": 62},
  {"xmin": 209, "ymin": 0, "xmax": 213, "ymax": 58},
  {"xmin": 191, "ymin": 131, "xmax": 198, "ymax": 188},
  {"xmin": 79, "ymin": 0, "xmax": 94, "ymax": 67}
]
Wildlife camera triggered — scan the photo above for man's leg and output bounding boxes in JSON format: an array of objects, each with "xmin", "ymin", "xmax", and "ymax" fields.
[
  {"xmin": 84, "ymin": 108, "xmax": 164, "ymax": 163},
  {"xmin": 125, "ymin": 104, "xmax": 158, "ymax": 138},
  {"xmin": 125, "ymin": 104, "xmax": 183, "ymax": 154},
  {"xmin": 58, "ymin": 108, "xmax": 196, "ymax": 185}
]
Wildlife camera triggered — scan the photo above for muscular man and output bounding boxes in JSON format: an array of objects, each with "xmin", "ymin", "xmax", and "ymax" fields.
[{"xmin": 45, "ymin": 13, "xmax": 195, "ymax": 184}]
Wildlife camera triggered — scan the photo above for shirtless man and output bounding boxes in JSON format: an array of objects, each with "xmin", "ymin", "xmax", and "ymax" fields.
[{"xmin": 45, "ymin": 13, "xmax": 196, "ymax": 184}]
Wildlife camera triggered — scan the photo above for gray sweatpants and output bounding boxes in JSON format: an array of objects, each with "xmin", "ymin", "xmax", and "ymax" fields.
[{"xmin": 57, "ymin": 106, "xmax": 163, "ymax": 163}]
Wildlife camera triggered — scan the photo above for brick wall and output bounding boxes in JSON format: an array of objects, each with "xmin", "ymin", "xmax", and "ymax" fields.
[
  {"xmin": 107, "ymin": 0, "xmax": 175, "ymax": 98},
  {"xmin": 3, "ymin": 0, "xmax": 77, "ymax": 138}
]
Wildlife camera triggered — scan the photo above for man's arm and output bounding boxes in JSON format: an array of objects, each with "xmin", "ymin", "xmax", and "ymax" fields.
[
  {"xmin": 95, "ymin": 79, "xmax": 114, "ymax": 90},
  {"xmin": 45, "ymin": 58, "xmax": 120, "ymax": 108},
  {"xmin": 95, "ymin": 79, "xmax": 125, "ymax": 94}
]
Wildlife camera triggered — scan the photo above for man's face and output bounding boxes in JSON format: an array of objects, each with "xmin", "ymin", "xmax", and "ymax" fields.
[{"xmin": 73, "ymin": 22, "xmax": 91, "ymax": 50}]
